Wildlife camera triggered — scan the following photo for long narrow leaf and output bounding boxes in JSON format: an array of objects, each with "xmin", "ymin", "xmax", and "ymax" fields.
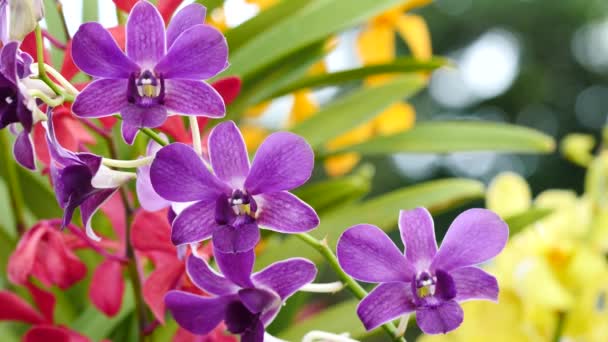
[
  {"xmin": 291, "ymin": 75, "xmax": 425, "ymax": 149},
  {"xmin": 326, "ymin": 121, "xmax": 556, "ymax": 156},
  {"xmin": 224, "ymin": 0, "xmax": 410, "ymax": 79},
  {"xmin": 224, "ymin": 0, "xmax": 310, "ymax": 51},
  {"xmin": 266, "ymin": 57, "xmax": 447, "ymax": 101}
]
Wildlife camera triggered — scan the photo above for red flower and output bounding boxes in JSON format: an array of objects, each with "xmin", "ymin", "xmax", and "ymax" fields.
[
  {"xmin": 8, "ymin": 221, "xmax": 87, "ymax": 289},
  {"xmin": 0, "ymin": 286, "xmax": 90, "ymax": 342},
  {"xmin": 33, "ymin": 106, "xmax": 96, "ymax": 167},
  {"xmin": 130, "ymin": 209, "xmax": 215, "ymax": 323},
  {"xmin": 113, "ymin": 0, "xmax": 184, "ymax": 21}
]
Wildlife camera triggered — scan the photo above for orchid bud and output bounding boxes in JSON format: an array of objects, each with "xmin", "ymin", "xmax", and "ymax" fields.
[{"xmin": 6, "ymin": 0, "xmax": 45, "ymax": 42}]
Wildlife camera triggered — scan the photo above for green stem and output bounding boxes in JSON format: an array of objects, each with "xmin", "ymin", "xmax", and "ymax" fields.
[
  {"xmin": 140, "ymin": 127, "xmax": 168, "ymax": 146},
  {"xmin": 0, "ymin": 131, "xmax": 27, "ymax": 236},
  {"xmin": 552, "ymin": 311, "xmax": 566, "ymax": 342},
  {"xmin": 35, "ymin": 25, "xmax": 66, "ymax": 98},
  {"xmin": 106, "ymin": 132, "xmax": 147, "ymax": 341},
  {"xmin": 296, "ymin": 233, "xmax": 406, "ymax": 342}
]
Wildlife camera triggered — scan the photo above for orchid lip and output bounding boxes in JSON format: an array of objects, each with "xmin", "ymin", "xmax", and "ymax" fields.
[
  {"xmin": 127, "ymin": 70, "xmax": 165, "ymax": 107},
  {"xmin": 415, "ymin": 271, "xmax": 437, "ymax": 298}
]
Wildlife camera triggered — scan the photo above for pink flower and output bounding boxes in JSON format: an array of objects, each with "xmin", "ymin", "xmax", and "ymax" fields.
[
  {"xmin": 8, "ymin": 221, "xmax": 87, "ymax": 289},
  {"xmin": 0, "ymin": 285, "xmax": 90, "ymax": 342}
]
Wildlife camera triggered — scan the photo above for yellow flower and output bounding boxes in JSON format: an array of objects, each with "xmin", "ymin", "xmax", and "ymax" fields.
[
  {"xmin": 486, "ymin": 171, "xmax": 532, "ymax": 218},
  {"xmin": 319, "ymin": 0, "xmax": 432, "ymax": 177},
  {"xmin": 427, "ymin": 172, "xmax": 608, "ymax": 342},
  {"xmin": 239, "ymin": 1, "xmax": 431, "ymax": 177},
  {"xmin": 244, "ymin": 0, "xmax": 277, "ymax": 10}
]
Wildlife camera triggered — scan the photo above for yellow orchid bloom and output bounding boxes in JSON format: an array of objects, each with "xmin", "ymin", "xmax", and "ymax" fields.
[
  {"xmin": 241, "ymin": 1, "xmax": 432, "ymax": 177},
  {"xmin": 427, "ymin": 172, "xmax": 607, "ymax": 342},
  {"xmin": 486, "ymin": 171, "xmax": 532, "ymax": 218},
  {"xmin": 320, "ymin": 0, "xmax": 432, "ymax": 177}
]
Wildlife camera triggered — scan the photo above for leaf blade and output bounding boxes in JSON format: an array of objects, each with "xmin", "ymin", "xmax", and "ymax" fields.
[
  {"xmin": 328, "ymin": 121, "xmax": 556, "ymax": 156},
  {"xmin": 292, "ymin": 75, "xmax": 425, "ymax": 149}
]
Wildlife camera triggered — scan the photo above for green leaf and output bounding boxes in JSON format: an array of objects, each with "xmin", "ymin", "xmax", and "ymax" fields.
[
  {"xmin": 293, "ymin": 164, "xmax": 374, "ymax": 213},
  {"xmin": 257, "ymin": 178, "xmax": 484, "ymax": 268},
  {"xmin": 227, "ymin": 40, "xmax": 327, "ymax": 120},
  {"xmin": 70, "ymin": 282, "xmax": 134, "ymax": 340},
  {"xmin": 224, "ymin": 0, "xmax": 409, "ymax": 79},
  {"xmin": 327, "ymin": 121, "xmax": 556, "ymax": 156},
  {"xmin": 196, "ymin": 0, "xmax": 224, "ymax": 12},
  {"xmin": 292, "ymin": 75, "xmax": 425, "ymax": 149},
  {"xmin": 278, "ymin": 300, "xmax": 364, "ymax": 340},
  {"xmin": 224, "ymin": 0, "xmax": 310, "ymax": 52},
  {"xmin": 17, "ymin": 169, "xmax": 61, "ymax": 219},
  {"xmin": 82, "ymin": 0, "xmax": 99, "ymax": 22},
  {"xmin": 266, "ymin": 57, "xmax": 448, "ymax": 101},
  {"xmin": 505, "ymin": 207, "xmax": 553, "ymax": 235},
  {"xmin": 0, "ymin": 132, "xmax": 60, "ymax": 221},
  {"xmin": 43, "ymin": 0, "xmax": 67, "ymax": 67}
]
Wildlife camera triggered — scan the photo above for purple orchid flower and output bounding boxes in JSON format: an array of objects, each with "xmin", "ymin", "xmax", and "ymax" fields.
[
  {"xmin": 166, "ymin": 249, "xmax": 316, "ymax": 341},
  {"xmin": 45, "ymin": 109, "xmax": 134, "ymax": 241},
  {"xmin": 337, "ymin": 207, "xmax": 508, "ymax": 334},
  {"xmin": 136, "ymin": 135, "xmax": 170, "ymax": 212},
  {"xmin": 149, "ymin": 120, "xmax": 319, "ymax": 253},
  {"xmin": 0, "ymin": 40, "xmax": 37, "ymax": 170},
  {"xmin": 71, "ymin": 1, "xmax": 228, "ymax": 144}
]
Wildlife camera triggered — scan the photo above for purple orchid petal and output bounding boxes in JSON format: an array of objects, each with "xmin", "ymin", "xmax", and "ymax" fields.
[
  {"xmin": 225, "ymin": 301, "xmax": 259, "ymax": 335},
  {"xmin": 415, "ymin": 300, "xmax": 464, "ymax": 334},
  {"xmin": 213, "ymin": 248, "xmax": 254, "ymax": 288},
  {"xmin": 238, "ymin": 288, "xmax": 280, "ymax": 315},
  {"xmin": 165, "ymin": 291, "xmax": 232, "ymax": 335},
  {"xmin": 208, "ymin": 121, "xmax": 250, "ymax": 185},
  {"xmin": 171, "ymin": 199, "xmax": 219, "ymax": 246},
  {"xmin": 51, "ymin": 164, "xmax": 93, "ymax": 209},
  {"xmin": 0, "ymin": 41, "xmax": 18, "ymax": 85},
  {"xmin": 164, "ymin": 79, "xmax": 225, "ymax": 117},
  {"xmin": 399, "ymin": 208, "xmax": 438, "ymax": 270},
  {"xmin": 121, "ymin": 104, "xmax": 167, "ymax": 128},
  {"xmin": 121, "ymin": 122, "xmax": 139, "ymax": 145},
  {"xmin": 256, "ymin": 191, "xmax": 319, "ymax": 233},
  {"xmin": 212, "ymin": 221, "xmax": 260, "ymax": 254},
  {"xmin": 126, "ymin": 1, "xmax": 166, "ymax": 67},
  {"xmin": 150, "ymin": 143, "xmax": 229, "ymax": 202},
  {"xmin": 136, "ymin": 165, "xmax": 169, "ymax": 211},
  {"xmin": 155, "ymin": 24, "xmax": 227, "ymax": 80},
  {"xmin": 253, "ymin": 258, "xmax": 317, "ymax": 300},
  {"xmin": 45, "ymin": 118, "xmax": 80, "ymax": 165},
  {"xmin": 186, "ymin": 255, "xmax": 238, "ymax": 296},
  {"xmin": 16, "ymin": 97, "xmax": 32, "ymax": 132},
  {"xmin": 81, "ymin": 189, "xmax": 118, "ymax": 241},
  {"xmin": 72, "ymin": 23, "xmax": 139, "ymax": 78},
  {"xmin": 244, "ymin": 132, "xmax": 314, "ymax": 195},
  {"xmin": 337, "ymin": 224, "xmax": 414, "ymax": 283},
  {"xmin": 357, "ymin": 282, "xmax": 416, "ymax": 331},
  {"xmin": 72, "ymin": 79, "xmax": 129, "ymax": 118},
  {"xmin": 432, "ymin": 209, "xmax": 509, "ymax": 272},
  {"xmin": 451, "ymin": 266, "xmax": 499, "ymax": 303},
  {"xmin": 13, "ymin": 130, "xmax": 35, "ymax": 170},
  {"xmin": 166, "ymin": 3, "xmax": 206, "ymax": 48},
  {"xmin": 241, "ymin": 319, "xmax": 264, "ymax": 342}
]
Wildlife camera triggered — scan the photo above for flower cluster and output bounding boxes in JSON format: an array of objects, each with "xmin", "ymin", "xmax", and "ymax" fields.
[{"xmin": 0, "ymin": 1, "xmax": 511, "ymax": 341}]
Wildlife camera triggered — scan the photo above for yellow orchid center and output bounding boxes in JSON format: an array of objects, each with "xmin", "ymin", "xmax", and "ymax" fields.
[
  {"xmin": 546, "ymin": 245, "xmax": 572, "ymax": 268},
  {"xmin": 415, "ymin": 271, "xmax": 437, "ymax": 298}
]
